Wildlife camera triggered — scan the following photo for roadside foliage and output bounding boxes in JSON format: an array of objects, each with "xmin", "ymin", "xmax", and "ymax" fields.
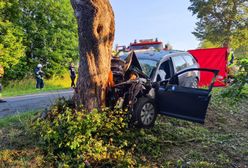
[
  {"xmin": 34, "ymin": 99, "xmax": 135, "ymax": 167},
  {"xmin": 0, "ymin": 92, "xmax": 247, "ymax": 167},
  {"xmin": 0, "ymin": 1, "xmax": 25, "ymax": 72}
]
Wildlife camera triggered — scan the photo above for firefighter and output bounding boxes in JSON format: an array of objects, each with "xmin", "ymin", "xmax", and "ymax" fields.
[
  {"xmin": 228, "ymin": 48, "xmax": 234, "ymax": 66},
  {"xmin": 223, "ymin": 42, "xmax": 234, "ymax": 66},
  {"xmin": 226, "ymin": 48, "xmax": 238, "ymax": 83},
  {"xmin": 69, "ymin": 63, "xmax": 76, "ymax": 88},
  {"xmin": 223, "ymin": 43, "xmax": 237, "ymax": 82},
  {"xmin": 0, "ymin": 64, "xmax": 6, "ymax": 102},
  {"xmin": 34, "ymin": 64, "xmax": 45, "ymax": 89}
]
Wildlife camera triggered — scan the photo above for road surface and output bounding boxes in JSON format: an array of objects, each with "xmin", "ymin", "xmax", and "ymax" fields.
[{"xmin": 0, "ymin": 90, "xmax": 73, "ymax": 118}]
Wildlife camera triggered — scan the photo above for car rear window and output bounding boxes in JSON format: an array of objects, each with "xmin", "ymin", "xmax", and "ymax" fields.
[
  {"xmin": 171, "ymin": 56, "xmax": 187, "ymax": 72},
  {"xmin": 183, "ymin": 55, "xmax": 195, "ymax": 66}
]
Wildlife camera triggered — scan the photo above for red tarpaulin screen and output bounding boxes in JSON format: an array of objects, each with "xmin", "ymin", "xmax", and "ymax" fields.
[{"xmin": 188, "ymin": 48, "xmax": 228, "ymax": 87}]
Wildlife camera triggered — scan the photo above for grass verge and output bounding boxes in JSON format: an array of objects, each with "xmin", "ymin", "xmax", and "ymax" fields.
[
  {"xmin": 2, "ymin": 74, "xmax": 72, "ymax": 97},
  {"xmin": 0, "ymin": 89, "xmax": 247, "ymax": 167},
  {"xmin": 0, "ymin": 111, "xmax": 37, "ymax": 128},
  {"xmin": 0, "ymin": 111, "xmax": 48, "ymax": 167}
]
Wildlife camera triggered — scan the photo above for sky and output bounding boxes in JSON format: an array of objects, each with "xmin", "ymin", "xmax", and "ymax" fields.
[{"xmin": 110, "ymin": 0, "xmax": 200, "ymax": 50}]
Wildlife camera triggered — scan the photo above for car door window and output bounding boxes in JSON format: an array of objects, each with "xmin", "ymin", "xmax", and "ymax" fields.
[
  {"xmin": 176, "ymin": 66, "xmax": 200, "ymax": 88},
  {"xmin": 183, "ymin": 55, "xmax": 195, "ymax": 66},
  {"xmin": 171, "ymin": 56, "xmax": 187, "ymax": 72},
  {"xmin": 156, "ymin": 60, "xmax": 171, "ymax": 82},
  {"xmin": 175, "ymin": 69, "xmax": 216, "ymax": 90}
]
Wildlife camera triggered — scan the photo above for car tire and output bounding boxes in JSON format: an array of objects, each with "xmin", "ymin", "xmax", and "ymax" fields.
[
  {"xmin": 191, "ymin": 78, "xmax": 198, "ymax": 88},
  {"xmin": 132, "ymin": 97, "xmax": 157, "ymax": 128}
]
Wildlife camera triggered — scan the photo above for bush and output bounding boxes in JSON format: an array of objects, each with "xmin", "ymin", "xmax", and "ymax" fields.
[
  {"xmin": 221, "ymin": 58, "xmax": 248, "ymax": 101},
  {"xmin": 34, "ymin": 99, "xmax": 136, "ymax": 167}
]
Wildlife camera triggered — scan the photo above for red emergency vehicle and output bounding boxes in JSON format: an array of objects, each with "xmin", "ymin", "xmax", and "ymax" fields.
[
  {"xmin": 115, "ymin": 38, "xmax": 170, "ymax": 52},
  {"xmin": 129, "ymin": 39, "xmax": 164, "ymax": 50}
]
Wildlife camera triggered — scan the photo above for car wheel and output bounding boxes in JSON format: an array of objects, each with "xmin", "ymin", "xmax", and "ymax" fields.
[
  {"xmin": 191, "ymin": 78, "xmax": 198, "ymax": 88},
  {"xmin": 132, "ymin": 97, "xmax": 157, "ymax": 128}
]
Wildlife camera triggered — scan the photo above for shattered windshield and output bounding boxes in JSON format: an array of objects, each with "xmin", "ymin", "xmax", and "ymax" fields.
[{"xmin": 138, "ymin": 59, "xmax": 158, "ymax": 77}]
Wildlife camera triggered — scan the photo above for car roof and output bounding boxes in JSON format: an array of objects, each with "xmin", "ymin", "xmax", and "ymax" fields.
[{"xmin": 119, "ymin": 49, "xmax": 188, "ymax": 62}]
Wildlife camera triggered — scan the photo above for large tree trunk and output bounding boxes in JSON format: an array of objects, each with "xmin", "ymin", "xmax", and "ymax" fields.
[{"xmin": 70, "ymin": 0, "xmax": 115, "ymax": 110}]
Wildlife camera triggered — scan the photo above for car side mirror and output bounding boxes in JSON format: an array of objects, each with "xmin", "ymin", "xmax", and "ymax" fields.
[{"xmin": 158, "ymin": 79, "xmax": 170, "ymax": 87}]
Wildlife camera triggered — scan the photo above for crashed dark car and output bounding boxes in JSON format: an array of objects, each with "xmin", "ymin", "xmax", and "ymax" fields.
[{"xmin": 107, "ymin": 49, "xmax": 219, "ymax": 128}]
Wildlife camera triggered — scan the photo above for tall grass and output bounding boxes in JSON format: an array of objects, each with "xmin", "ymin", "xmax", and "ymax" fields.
[
  {"xmin": 2, "ymin": 74, "xmax": 73, "ymax": 97},
  {"xmin": 0, "ymin": 111, "xmax": 37, "ymax": 128}
]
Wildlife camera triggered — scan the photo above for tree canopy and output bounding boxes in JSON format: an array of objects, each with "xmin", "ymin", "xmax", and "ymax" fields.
[
  {"xmin": 0, "ymin": 0, "xmax": 78, "ymax": 80},
  {"xmin": 188, "ymin": 0, "xmax": 248, "ymax": 49},
  {"xmin": 0, "ymin": 1, "xmax": 25, "ymax": 70}
]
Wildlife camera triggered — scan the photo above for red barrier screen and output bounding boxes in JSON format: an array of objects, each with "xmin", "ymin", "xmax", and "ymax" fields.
[{"xmin": 188, "ymin": 48, "xmax": 228, "ymax": 87}]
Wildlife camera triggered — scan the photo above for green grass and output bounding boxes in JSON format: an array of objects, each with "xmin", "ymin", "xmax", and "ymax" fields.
[
  {"xmin": 0, "ymin": 111, "xmax": 37, "ymax": 128},
  {"xmin": 2, "ymin": 74, "xmax": 72, "ymax": 97},
  {"xmin": 0, "ymin": 90, "xmax": 247, "ymax": 167},
  {"xmin": 0, "ymin": 111, "xmax": 47, "ymax": 167}
]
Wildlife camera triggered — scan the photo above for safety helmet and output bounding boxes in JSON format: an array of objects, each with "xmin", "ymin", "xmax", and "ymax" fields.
[{"xmin": 37, "ymin": 64, "xmax": 43, "ymax": 68}]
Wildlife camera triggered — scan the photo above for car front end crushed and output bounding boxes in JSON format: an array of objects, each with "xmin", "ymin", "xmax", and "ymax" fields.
[{"xmin": 106, "ymin": 51, "xmax": 157, "ymax": 127}]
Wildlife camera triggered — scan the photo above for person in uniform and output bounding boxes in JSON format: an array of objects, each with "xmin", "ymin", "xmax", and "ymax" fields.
[
  {"xmin": 34, "ymin": 64, "xmax": 45, "ymax": 89},
  {"xmin": 69, "ymin": 63, "xmax": 76, "ymax": 88}
]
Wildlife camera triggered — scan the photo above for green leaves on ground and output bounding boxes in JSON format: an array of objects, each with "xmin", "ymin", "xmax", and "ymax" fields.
[
  {"xmin": 1, "ymin": 93, "xmax": 248, "ymax": 167},
  {"xmin": 35, "ymin": 99, "xmax": 135, "ymax": 167}
]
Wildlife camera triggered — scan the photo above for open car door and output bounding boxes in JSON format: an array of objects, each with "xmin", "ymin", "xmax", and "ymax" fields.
[{"xmin": 157, "ymin": 68, "xmax": 219, "ymax": 123}]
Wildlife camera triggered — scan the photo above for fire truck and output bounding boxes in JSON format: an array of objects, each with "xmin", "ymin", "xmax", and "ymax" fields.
[
  {"xmin": 129, "ymin": 38, "xmax": 164, "ymax": 50},
  {"xmin": 115, "ymin": 38, "xmax": 169, "ymax": 52}
]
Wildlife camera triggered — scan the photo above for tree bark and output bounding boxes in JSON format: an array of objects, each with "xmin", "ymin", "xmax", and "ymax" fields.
[{"xmin": 70, "ymin": 0, "xmax": 115, "ymax": 111}]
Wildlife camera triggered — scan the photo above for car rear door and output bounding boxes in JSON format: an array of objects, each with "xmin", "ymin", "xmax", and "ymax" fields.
[{"xmin": 157, "ymin": 68, "xmax": 219, "ymax": 123}]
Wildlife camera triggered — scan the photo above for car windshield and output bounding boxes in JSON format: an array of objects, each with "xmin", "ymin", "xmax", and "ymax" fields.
[{"xmin": 138, "ymin": 59, "xmax": 158, "ymax": 77}]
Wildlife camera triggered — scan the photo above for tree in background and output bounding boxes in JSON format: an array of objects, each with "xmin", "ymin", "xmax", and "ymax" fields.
[
  {"xmin": 198, "ymin": 40, "xmax": 219, "ymax": 49},
  {"xmin": 1, "ymin": 0, "xmax": 78, "ymax": 80},
  {"xmin": 0, "ymin": 1, "xmax": 25, "ymax": 73},
  {"xmin": 70, "ymin": 0, "xmax": 115, "ymax": 110},
  {"xmin": 189, "ymin": 0, "xmax": 248, "ymax": 99},
  {"xmin": 188, "ymin": 0, "xmax": 248, "ymax": 49},
  {"xmin": 19, "ymin": 0, "xmax": 78, "ymax": 77}
]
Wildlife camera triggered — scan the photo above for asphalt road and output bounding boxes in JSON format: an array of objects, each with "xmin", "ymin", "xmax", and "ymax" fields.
[{"xmin": 0, "ymin": 90, "xmax": 73, "ymax": 118}]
